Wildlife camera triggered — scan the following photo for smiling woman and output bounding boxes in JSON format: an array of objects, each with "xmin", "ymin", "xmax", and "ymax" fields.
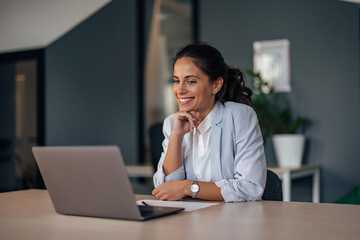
[
  {"xmin": 172, "ymin": 57, "xmax": 222, "ymax": 122},
  {"xmin": 152, "ymin": 43, "xmax": 267, "ymax": 202}
]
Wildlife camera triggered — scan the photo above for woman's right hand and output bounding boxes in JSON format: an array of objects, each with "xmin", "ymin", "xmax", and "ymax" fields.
[{"xmin": 172, "ymin": 111, "xmax": 200, "ymax": 137}]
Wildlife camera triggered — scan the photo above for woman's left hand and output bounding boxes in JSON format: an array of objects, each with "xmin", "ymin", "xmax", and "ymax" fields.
[{"xmin": 152, "ymin": 180, "xmax": 192, "ymax": 201}]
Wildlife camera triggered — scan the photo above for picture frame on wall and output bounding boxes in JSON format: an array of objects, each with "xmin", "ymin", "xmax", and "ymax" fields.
[{"xmin": 253, "ymin": 39, "xmax": 291, "ymax": 92}]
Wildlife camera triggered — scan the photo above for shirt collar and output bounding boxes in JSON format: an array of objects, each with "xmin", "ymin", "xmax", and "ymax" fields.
[{"xmin": 197, "ymin": 107, "xmax": 213, "ymax": 134}]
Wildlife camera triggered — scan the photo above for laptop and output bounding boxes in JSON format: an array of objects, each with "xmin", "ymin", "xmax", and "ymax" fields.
[{"xmin": 32, "ymin": 146, "xmax": 184, "ymax": 221}]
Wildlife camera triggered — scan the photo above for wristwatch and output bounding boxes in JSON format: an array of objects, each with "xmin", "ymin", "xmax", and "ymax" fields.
[{"xmin": 190, "ymin": 181, "xmax": 200, "ymax": 198}]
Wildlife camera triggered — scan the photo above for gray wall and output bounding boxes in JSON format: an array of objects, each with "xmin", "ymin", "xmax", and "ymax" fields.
[
  {"xmin": 45, "ymin": 0, "xmax": 139, "ymax": 164},
  {"xmin": 199, "ymin": 0, "xmax": 360, "ymax": 202}
]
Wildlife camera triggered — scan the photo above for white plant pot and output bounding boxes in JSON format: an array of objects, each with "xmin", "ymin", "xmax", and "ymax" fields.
[{"xmin": 272, "ymin": 134, "xmax": 305, "ymax": 168}]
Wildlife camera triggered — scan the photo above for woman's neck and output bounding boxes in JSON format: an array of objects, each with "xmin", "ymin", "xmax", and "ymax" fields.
[{"xmin": 198, "ymin": 101, "xmax": 216, "ymax": 124}]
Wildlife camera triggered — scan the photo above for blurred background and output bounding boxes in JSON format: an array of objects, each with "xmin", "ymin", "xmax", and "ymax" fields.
[{"xmin": 0, "ymin": 0, "xmax": 359, "ymax": 203}]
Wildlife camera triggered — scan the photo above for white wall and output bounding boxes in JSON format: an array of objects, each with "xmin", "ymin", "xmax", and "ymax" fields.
[{"xmin": 0, "ymin": 0, "xmax": 111, "ymax": 53}]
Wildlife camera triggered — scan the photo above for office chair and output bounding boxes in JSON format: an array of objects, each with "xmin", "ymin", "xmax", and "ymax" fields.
[
  {"xmin": 148, "ymin": 122, "xmax": 164, "ymax": 171},
  {"xmin": 148, "ymin": 122, "xmax": 283, "ymax": 201},
  {"xmin": 262, "ymin": 170, "xmax": 283, "ymax": 201}
]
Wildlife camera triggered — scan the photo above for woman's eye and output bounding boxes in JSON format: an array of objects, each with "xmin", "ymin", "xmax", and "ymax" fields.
[
  {"xmin": 172, "ymin": 80, "xmax": 180, "ymax": 84},
  {"xmin": 188, "ymin": 80, "xmax": 196, "ymax": 84}
]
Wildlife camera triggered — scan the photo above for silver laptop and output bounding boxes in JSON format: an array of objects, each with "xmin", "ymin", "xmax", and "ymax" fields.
[{"xmin": 32, "ymin": 146, "xmax": 184, "ymax": 221}]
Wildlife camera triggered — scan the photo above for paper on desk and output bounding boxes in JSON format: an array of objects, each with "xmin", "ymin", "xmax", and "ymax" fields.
[{"xmin": 136, "ymin": 200, "xmax": 218, "ymax": 212}]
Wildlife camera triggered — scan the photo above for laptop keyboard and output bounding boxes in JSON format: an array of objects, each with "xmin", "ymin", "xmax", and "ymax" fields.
[
  {"xmin": 137, "ymin": 204, "xmax": 185, "ymax": 219},
  {"xmin": 138, "ymin": 205, "xmax": 155, "ymax": 217}
]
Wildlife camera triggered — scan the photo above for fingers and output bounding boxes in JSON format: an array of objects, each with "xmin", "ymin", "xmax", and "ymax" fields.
[
  {"xmin": 159, "ymin": 194, "xmax": 168, "ymax": 201},
  {"xmin": 188, "ymin": 111, "xmax": 200, "ymax": 130},
  {"xmin": 172, "ymin": 111, "xmax": 201, "ymax": 136},
  {"xmin": 152, "ymin": 187, "xmax": 159, "ymax": 196},
  {"xmin": 152, "ymin": 186, "xmax": 166, "ymax": 200},
  {"xmin": 152, "ymin": 184, "xmax": 179, "ymax": 201},
  {"xmin": 176, "ymin": 111, "xmax": 199, "ymax": 131},
  {"xmin": 152, "ymin": 186, "xmax": 163, "ymax": 198},
  {"xmin": 195, "ymin": 111, "xmax": 200, "ymax": 121}
]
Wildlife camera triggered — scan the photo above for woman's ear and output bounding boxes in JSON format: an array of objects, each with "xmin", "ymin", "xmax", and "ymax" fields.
[{"xmin": 213, "ymin": 77, "xmax": 224, "ymax": 94}]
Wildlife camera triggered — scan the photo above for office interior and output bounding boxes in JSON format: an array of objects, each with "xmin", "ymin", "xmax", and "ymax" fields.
[{"xmin": 0, "ymin": 0, "xmax": 359, "ymax": 204}]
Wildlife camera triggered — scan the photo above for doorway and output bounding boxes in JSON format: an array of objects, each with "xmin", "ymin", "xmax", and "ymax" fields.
[{"xmin": 0, "ymin": 49, "xmax": 44, "ymax": 192}]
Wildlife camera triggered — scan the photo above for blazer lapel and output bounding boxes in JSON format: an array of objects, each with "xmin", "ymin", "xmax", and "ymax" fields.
[{"xmin": 211, "ymin": 101, "xmax": 224, "ymax": 181}]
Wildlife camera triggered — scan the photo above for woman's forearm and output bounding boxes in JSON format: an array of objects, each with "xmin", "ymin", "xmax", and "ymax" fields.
[
  {"xmin": 192, "ymin": 181, "xmax": 224, "ymax": 201},
  {"xmin": 181, "ymin": 180, "xmax": 224, "ymax": 201},
  {"xmin": 163, "ymin": 133, "xmax": 183, "ymax": 175},
  {"xmin": 153, "ymin": 180, "xmax": 224, "ymax": 201}
]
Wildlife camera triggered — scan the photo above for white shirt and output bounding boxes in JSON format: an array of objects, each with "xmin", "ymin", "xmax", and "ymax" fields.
[{"xmin": 192, "ymin": 109, "xmax": 212, "ymax": 182}]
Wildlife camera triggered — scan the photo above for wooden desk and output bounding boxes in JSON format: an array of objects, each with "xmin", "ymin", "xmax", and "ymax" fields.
[
  {"xmin": 269, "ymin": 165, "xmax": 320, "ymax": 202},
  {"xmin": 1, "ymin": 190, "xmax": 359, "ymax": 240}
]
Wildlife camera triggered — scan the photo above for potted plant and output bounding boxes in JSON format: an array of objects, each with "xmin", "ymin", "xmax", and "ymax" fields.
[{"xmin": 246, "ymin": 70, "xmax": 309, "ymax": 168}]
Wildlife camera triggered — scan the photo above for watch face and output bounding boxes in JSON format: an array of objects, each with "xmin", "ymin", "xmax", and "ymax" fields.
[{"xmin": 191, "ymin": 183, "xmax": 199, "ymax": 192}]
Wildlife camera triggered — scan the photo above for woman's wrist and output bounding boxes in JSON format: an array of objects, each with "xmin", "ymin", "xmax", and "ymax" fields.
[
  {"xmin": 183, "ymin": 180, "xmax": 193, "ymax": 197},
  {"xmin": 169, "ymin": 132, "xmax": 185, "ymax": 141}
]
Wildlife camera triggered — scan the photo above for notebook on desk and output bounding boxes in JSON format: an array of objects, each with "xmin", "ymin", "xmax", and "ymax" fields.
[{"xmin": 32, "ymin": 146, "xmax": 184, "ymax": 221}]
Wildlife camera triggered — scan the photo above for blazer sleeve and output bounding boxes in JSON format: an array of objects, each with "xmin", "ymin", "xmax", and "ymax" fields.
[
  {"xmin": 215, "ymin": 107, "xmax": 267, "ymax": 202},
  {"xmin": 153, "ymin": 116, "xmax": 186, "ymax": 187}
]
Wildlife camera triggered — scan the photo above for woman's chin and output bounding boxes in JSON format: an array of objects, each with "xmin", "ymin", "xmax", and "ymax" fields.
[{"xmin": 179, "ymin": 106, "xmax": 193, "ymax": 112}]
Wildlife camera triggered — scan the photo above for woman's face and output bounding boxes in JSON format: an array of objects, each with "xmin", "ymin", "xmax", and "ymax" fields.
[{"xmin": 173, "ymin": 57, "xmax": 222, "ymax": 120}]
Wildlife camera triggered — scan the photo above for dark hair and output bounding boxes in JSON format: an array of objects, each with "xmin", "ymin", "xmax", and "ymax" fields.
[{"xmin": 173, "ymin": 43, "xmax": 252, "ymax": 106}]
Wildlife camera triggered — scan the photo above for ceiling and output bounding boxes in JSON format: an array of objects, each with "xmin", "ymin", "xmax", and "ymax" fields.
[{"xmin": 0, "ymin": 0, "xmax": 111, "ymax": 54}]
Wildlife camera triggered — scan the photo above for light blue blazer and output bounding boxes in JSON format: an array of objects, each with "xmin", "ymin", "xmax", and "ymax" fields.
[{"xmin": 153, "ymin": 101, "xmax": 267, "ymax": 202}]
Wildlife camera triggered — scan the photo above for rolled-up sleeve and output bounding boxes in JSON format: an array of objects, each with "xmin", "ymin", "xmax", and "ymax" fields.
[
  {"xmin": 153, "ymin": 116, "xmax": 186, "ymax": 187},
  {"xmin": 215, "ymin": 107, "xmax": 266, "ymax": 202}
]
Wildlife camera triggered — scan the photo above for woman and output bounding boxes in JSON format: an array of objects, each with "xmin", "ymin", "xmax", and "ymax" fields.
[{"xmin": 152, "ymin": 43, "xmax": 266, "ymax": 202}]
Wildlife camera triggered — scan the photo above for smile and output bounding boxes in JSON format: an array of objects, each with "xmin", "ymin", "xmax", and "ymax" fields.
[{"xmin": 179, "ymin": 98, "xmax": 194, "ymax": 104}]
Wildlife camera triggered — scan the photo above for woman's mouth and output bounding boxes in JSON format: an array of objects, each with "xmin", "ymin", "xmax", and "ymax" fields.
[{"xmin": 179, "ymin": 97, "xmax": 194, "ymax": 104}]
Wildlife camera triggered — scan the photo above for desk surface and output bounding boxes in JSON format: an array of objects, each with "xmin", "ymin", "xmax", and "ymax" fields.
[{"xmin": 1, "ymin": 190, "xmax": 359, "ymax": 240}]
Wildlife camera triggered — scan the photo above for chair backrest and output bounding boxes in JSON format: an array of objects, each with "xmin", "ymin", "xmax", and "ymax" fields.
[
  {"xmin": 148, "ymin": 122, "xmax": 164, "ymax": 171},
  {"xmin": 262, "ymin": 169, "xmax": 283, "ymax": 201}
]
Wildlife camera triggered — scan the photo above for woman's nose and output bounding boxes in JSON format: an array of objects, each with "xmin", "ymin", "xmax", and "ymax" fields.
[{"xmin": 175, "ymin": 82, "xmax": 187, "ymax": 94}]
